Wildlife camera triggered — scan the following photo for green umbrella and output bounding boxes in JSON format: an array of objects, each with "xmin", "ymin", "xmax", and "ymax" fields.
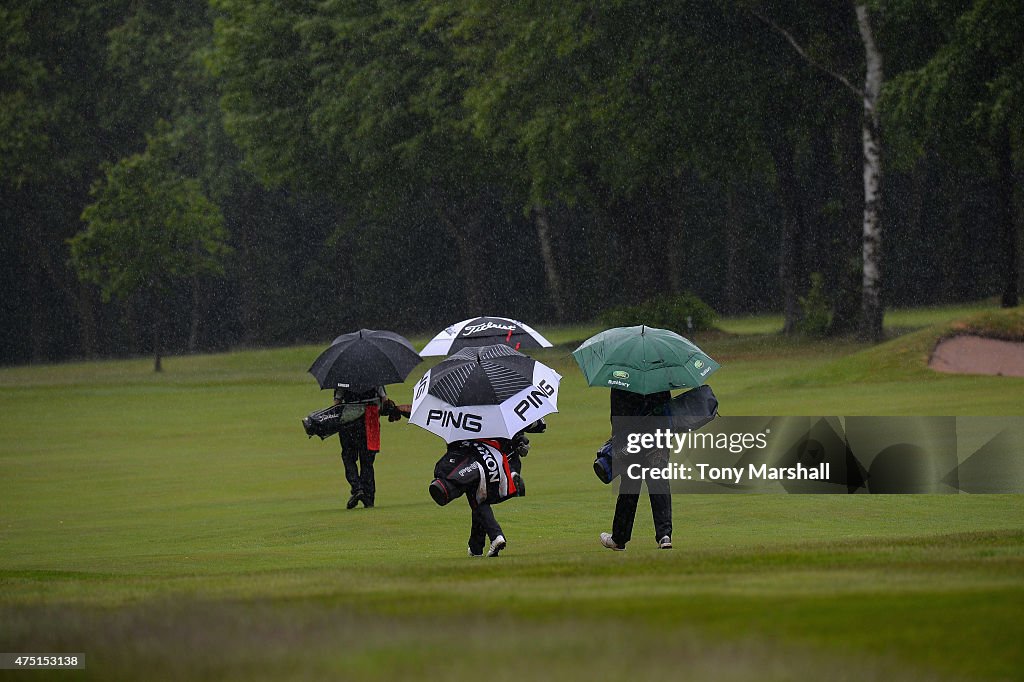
[{"xmin": 572, "ymin": 325, "xmax": 720, "ymax": 395}]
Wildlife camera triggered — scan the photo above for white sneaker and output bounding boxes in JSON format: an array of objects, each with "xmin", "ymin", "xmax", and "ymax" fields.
[
  {"xmin": 486, "ymin": 535, "xmax": 506, "ymax": 557},
  {"xmin": 600, "ymin": 532, "xmax": 625, "ymax": 551},
  {"xmin": 658, "ymin": 535, "xmax": 673, "ymax": 549},
  {"xmin": 468, "ymin": 547, "xmax": 483, "ymax": 558}
]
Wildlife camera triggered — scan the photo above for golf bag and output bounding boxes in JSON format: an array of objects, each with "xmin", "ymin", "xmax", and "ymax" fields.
[
  {"xmin": 593, "ymin": 439, "xmax": 616, "ymax": 484},
  {"xmin": 429, "ymin": 440, "xmax": 518, "ymax": 508},
  {"xmin": 302, "ymin": 404, "xmax": 344, "ymax": 440},
  {"xmin": 667, "ymin": 384, "xmax": 719, "ymax": 431},
  {"xmin": 592, "ymin": 384, "xmax": 720, "ymax": 484}
]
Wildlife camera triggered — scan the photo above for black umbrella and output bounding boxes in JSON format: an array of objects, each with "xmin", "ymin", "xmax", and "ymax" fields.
[{"xmin": 308, "ymin": 329, "xmax": 422, "ymax": 390}]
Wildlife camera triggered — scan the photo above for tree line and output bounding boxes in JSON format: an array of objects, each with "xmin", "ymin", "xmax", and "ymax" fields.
[{"xmin": 1, "ymin": 0, "xmax": 1020, "ymax": 366}]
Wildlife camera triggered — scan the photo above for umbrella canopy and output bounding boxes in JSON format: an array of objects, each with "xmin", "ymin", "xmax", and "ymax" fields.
[
  {"xmin": 420, "ymin": 316, "xmax": 553, "ymax": 356},
  {"xmin": 572, "ymin": 325, "xmax": 720, "ymax": 395},
  {"xmin": 409, "ymin": 344, "xmax": 560, "ymax": 442},
  {"xmin": 308, "ymin": 329, "xmax": 422, "ymax": 390}
]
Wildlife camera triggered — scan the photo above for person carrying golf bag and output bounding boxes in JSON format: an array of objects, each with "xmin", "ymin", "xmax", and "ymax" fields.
[
  {"xmin": 429, "ymin": 438, "xmax": 522, "ymax": 557},
  {"xmin": 571, "ymin": 325, "xmax": 720, "ymax": 552},
  {"xmin": 410, "ymin": 344, "xmax": 561, "ymax": 556},
  {"xmin": 597, "ymin": 385, "xmax": 719, "ymax": 550},
  {"xmin": 333, "ymin": 385, "xmax": 404, "ymax": 509},
  {"xmin": 600, "ymin": 388, "xmax": 675, "ymax": 550}
]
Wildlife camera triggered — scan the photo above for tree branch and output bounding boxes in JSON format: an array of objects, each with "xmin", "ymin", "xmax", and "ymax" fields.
[{"xmin": 750, "ymin": 9, "xmax": 864, "ymax": 100}]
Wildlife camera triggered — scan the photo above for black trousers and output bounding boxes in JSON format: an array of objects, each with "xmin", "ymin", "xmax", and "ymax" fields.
[
  {"xmin": 468, "ymin": 501, "xmax": 503, "ymax": 555},
  {"xmin": 611, "ymin": 481, "xmax": 672, "ymax": 547},
  {"xmin": 339, "ymin": 425, "xmax": 376, "ymax": 502}
]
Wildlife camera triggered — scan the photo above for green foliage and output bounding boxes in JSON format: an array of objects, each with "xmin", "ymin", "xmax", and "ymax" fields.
[
  {"xmin": 600, "ymin": 292, "xmax": 717, "ymax": 333},
  {"xmin": 210, "ymin": 0, "xmax": 499, "ymax": 205},
  {"xmin": 0, "ymin": 4, "xmax": 48, "ymax": 187},
  {"xmin": 5, "ymin": 0, "xmax": 1024, "ymax": 364},
  {"xmin": 0, "ymin": 0, "xmax": 128, "ymax": 188},
  {"xmin": 796, "ymin": 272, "xmax": 832, "ymax": 337},
  {"xmin": 885, "ymin": 0, "xmax": 1024, "ymax": 166},
  {"xmin": 69, "ymin": 123, "xmax": 230, "ymax": 303},
  {"xmin": 208, "ymin": 0, "xmax": 329, "ymax": 193},
  {"xmin": 458, "ymin": 1, "xmax": 776, "ymax": 207}
]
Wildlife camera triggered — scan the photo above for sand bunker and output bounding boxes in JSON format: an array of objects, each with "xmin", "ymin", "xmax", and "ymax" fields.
[{"xmin": 929, "ymin": 335, "xmax": 1024, "ymax": 377}]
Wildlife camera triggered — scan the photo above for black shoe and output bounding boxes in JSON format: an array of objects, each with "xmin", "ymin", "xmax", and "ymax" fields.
[
  {"xmin": 361, "ymin": 498, "xmax": 374, "ymax": 508},
  {"xmin": 346, "ymin": 491, "xmax": 362, "ymax": 509}
]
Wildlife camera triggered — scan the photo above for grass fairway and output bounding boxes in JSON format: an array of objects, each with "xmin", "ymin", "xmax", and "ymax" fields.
[{"xmin": 2, "ymin": 309, "xmax": 1023, "ymax": 680}]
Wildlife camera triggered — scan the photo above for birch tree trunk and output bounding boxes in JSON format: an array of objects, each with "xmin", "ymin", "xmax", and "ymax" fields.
[
  {"xmin": 532, "ymin": 205, "xmax": 567, "ymax": 321},
  {"xmin": 856, "ymin": 3, "xmax": 884, "ymax": 341},
  {"xmin": 753, "ymin": 4, "xmax": 887, "ymax": 341}
]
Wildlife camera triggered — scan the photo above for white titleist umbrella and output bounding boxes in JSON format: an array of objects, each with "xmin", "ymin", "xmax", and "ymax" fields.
[
  {"xmin": 420, "ymin": 316, "xmax": 553, "ymax": 356},
  {"xmin": 409, "ymin": 344, "xmax": 560, "ymax": 442}
]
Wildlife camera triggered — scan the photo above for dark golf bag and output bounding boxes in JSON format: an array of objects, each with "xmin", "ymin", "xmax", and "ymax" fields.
[
  {"xmin": 592, "ymin": 384, "xmax": 719, "ymax": 484},
  {"xmin": 667, "ymin": 384, "xmax": 719, "ymax": 431},
  {"xmin": 593, "ymin": 439, "xmax": 616, "ymax": 484},
  {"xmin": 302, "ymin": 404, "xmax": 344, "ymax": 440},
  {"xmin": 429, "ymin": 440, "xmax": 519, "ymax": 507}
]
